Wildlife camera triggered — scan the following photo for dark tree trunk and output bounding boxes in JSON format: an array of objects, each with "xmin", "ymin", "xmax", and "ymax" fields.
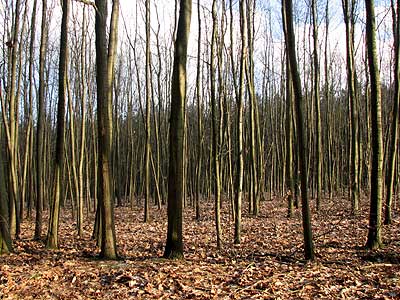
[{"xmin": 164, "ymin": 0, "xmax": 192, "ymax": 259}]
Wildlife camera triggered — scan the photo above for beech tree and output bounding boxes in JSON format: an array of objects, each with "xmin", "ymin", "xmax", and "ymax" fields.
[
  {"xmin": 365, "ymin": 0, "xmax": 384, "ymax": 250},
  {"xmin": 47, "ymin": 0, "xmax": 69, "ymax": 249},
  {"xmin": 95, "ymin": 0, "xmax": 118, "ymax": 259},
  {"xmin": 282, "ymin": 0, "xmax": 314, "ymax": 260},
  {"xmin": 342, "ymin": 0, "xmax": 360, "ymax": 215},
  {"xmin": 164, "ymin": 0, "xmax": 192, "ymax": 259},
  {"xmin": 0, "ymin": 118, "xmax": 11, "ymax": 253},
  {"xmin": 234, "ymin": 0, "xmax": 246, "ymax": 245},
  {"xmin": 384, "ymin": 0, "xmax": 400, "ymax": 225}
]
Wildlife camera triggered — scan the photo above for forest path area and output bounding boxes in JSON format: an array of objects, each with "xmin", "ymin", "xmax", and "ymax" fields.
[{"xmin": 1, "ymin": 196, "xmax": 399, "ymax": 299}]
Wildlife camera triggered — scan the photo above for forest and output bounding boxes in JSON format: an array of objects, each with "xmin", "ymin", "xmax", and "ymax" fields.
[{"xmin": 0, "ymin": 0, "xmax": 399, "ymax": 298}]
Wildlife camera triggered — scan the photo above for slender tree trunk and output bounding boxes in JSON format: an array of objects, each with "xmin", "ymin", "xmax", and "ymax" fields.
[
  {"xmin": 365, "ymin": 0, "xmax": 384, "ymax": 250},
  {"xmin": 34, "ymin": 0, "xmax": 47, "ymax": 239},
  {"xmin": 144, "ymin": 0, "xmax": 151, "ymax": 222},
  {"xmin": 4, "ymin": 0, "xmax": 22, "ymax": 239},
  {"xmin": 78, "ymin": 7, "xmax": 87, "ymax": 236},
  {"xmin": 0, "ymin": 103, "xmax": 12, "ymax": 253},
  {"xmin": 164, "ymin": 0, "xmax": 192, "ymax": 259},
  {"xmin": 47, "ymin": 0, "xmax": 69, "ymax": 249},
  {"xmin": 311, "ymin": 0, "xmax": 322, "ymax": 210},
  {"xmin": 284, "ymin": 54, "xmax": 295, "ymax": 217},
  {"xmin": 95, "ymin": 0, "xmax": 118, "ymax": 259},
  {"xmin": 234, "ymin": 0, "xmax": 246, "ymax": 245},
  {"xmin": 210, "ymin": 0, "xmax": 222, "ymax": 249},
  {"xmin": 342, "ymin": 0, "xmax": 359, "ymax": 214},
  {"xmin": 384, "ymin": 0, "xmax": 400, "ymax": 225},
  {"xmin": 282, "ymin": 0, "xmax": 315, "ymax": 260},
  {"xmin": 195, "ymin": 0, "xmax": 202, "ymax": 221}
]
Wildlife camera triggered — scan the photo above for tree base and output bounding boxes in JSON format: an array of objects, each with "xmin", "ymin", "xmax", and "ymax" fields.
[
  {"xmin": 163, "ymin": 248, "xmax": 184, "ymax": 260},
  {"xmin": 365, "ymin": 239, "xmax": 383, "ymax": 250}
]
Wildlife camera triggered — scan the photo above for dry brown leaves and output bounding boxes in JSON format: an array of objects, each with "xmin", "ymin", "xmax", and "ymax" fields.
[{"xmin": 1, "ymin": 194, "xmax": 399, "ymax": 299}]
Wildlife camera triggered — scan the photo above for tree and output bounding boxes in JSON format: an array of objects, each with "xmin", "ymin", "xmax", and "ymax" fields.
[
  {"xmin": 144, "ymin": 0, "xmax": 151, "ymax": 223},
  {"xmin": 342, "ymin": 0, "xmax": 359, "ymax": 215},
  {"xmin": 312, "ymin": 0, "xmax": 322, "ymax": 210},
  {"xmin": 35, "ymin": 0, "xmax": 48, "ymax": 240},
  {"xmin": 284, "ymin": 54, "xmax": 295, "ymax": 218},
  {"xmin": 210, "ymin": 0, "xmax": 222, "ymax": 249},
  {"xmin": 282, "ymin": 0, "xmax": 314, "ymax": 260},
  {"xmin": 195, "ymin": 0, "xmax": 202, "ymax": 221},
  {"xmin": 234, "ymin": 0, "xmax": 246, "ymax": 245},
  {"xmin": 365, "ymin": 0, "xmax": 383, "ymax": 250},
  {"xmin": 47, "ymin": 0, "xmax": 70, "ymax": 249},
  {"xmin": 3, "ymin": 0, "xmax": 22, "ymax": 239},
  {"xmin": 95, "ymin": 0, "xmax": 118, "ymax": 259},
  {"xmin": 164, "ymin": 0, "xmax": 192, "ymax": 259},
  {"xmin": 384, "ymin": 0, "xmax": 400, "ymax": 225},
  {"xmin": 0, "ymin": 103, "xmax": 12, "ymax": 253},
  {"xmin": 246, "ymin": 0, "xmax": 260, "ymax": 216},
  {"xmin": 77, "ymin": 6, "xmax": 88, "ymax": 237}
]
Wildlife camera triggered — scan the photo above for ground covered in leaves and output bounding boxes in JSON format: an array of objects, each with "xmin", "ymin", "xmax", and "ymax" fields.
[{"xmin": 1, "ymin": 194, "xmax": 400, "ymax": 299}]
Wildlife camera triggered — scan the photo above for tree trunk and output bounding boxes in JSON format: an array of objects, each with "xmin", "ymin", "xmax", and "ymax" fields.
[
  {"xmin": 342, "ymin": 0, "xmax": 359, "ymax": 215},
  {"xmin": 164, "ymin": 0, "xmax": 192, "ymax": 259},
  {"xmin": 47, "ymin": 0, "xmax": 69, "ymax": 249},
  {"xmin": 365, "ymin": 0, "xmax": 384, "ymax": 250},
  {"xmin": 195, "ymin": 0, "xmax": 202, "ymax": 221},
  {"xmin": 312, "ymin": 0, "xmax": 322, "ymax": 210},
  {"xmin": 282, "ymin": 0, "xmax": 315, "ymax": 260},
  {"xmin": 234, "ymin": 0, "xmax": 246, "ymax": 245},
  {"xmin": 95, "ymin": 0, "xmax": 118, "ymax": 259},
  {"xmin": 210, "ymin": 0, "xmax": 222, "ymax": 249},
  {"xmin": 144, "ymin": 0, "xmax": 151, "ymax": 222},
  {"xmin": 0, "ymin": 112, "xmax": 12, "ymax": 253},
  {"xmin": 384, "ymin": 0, "xmax": 400, "ymax": 225}
]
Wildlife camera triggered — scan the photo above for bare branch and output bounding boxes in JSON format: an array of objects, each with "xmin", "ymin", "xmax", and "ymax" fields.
[{"xmin": 73, "ymin": 0, "xmax": 97, "ymax": 11}]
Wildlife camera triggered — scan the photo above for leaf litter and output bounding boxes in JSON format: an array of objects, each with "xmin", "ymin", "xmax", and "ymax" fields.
[{"xmin": 0, "ymin": 194, "xmax": 399, "ymax": 299}]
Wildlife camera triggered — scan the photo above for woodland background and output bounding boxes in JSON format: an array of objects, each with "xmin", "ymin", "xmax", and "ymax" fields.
[{"xmin": 0, "ymin": 0, "xmax": 399, "ymax": 298}]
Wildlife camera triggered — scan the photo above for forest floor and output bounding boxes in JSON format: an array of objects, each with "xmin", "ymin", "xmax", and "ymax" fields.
[{"xmin": 1, "ymin": 194, "xmax": 400, "ymax": 299}]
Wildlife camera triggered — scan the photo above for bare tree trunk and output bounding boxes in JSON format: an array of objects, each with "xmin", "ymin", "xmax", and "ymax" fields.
[
  {"xmin": 282, "ymin": 0, "xmax": 314, "ymax": 260},
  {"xmin": 3, "ymin": 0, "xmax": 22, "ymax": 240},
  {"xmin": 365, "ymin": 0, "xmax": 384, "ymax": 250},
  {"xmin": 195, "ymin": 0, "xmax": 202, "ymax": 221},
  {"xmin": 144, "ymin": 0, "xmax": 151, "ymax": 222},
  {"xmin": 210, "ymin": 0, "xmax": 222, "ymax": 249},
  {"xmin": 47, "ymin": 0, "xmax": 70, "ymax": 249},
  {"xmin": 0, "ymin": 91, "xmax": 12, "ymax": 253},
  {"xmin": 234, "ymin": 0, "xmax": 246, "ymax": 245},
  {"xmin": 35, "ymin": 0, "xmax": 48, "ymax": 237},
  {"xmin": 285, "ymin": 54, "xmax": 295, "ymax": 218},
  {"xmin": 78, "ymin": 6, "xmax": 87, "ymax": 236},
  {"xmin": 311, "ymin": 0, "xmax": 322, "ymax": 210},
  {"xmin": 95, "ymin": 0, "xmax": 118, "ymax": 259},
  {"xmin": 342, "ymin": 0, "xmax": 359, "ymax": 214},
  {"xmin": 384, "ymin": 0, "xmax": 400, "ymax": 225},
  {"xmin": 164, "ymin": 0, "xmax": 192, "ymax": 259}
]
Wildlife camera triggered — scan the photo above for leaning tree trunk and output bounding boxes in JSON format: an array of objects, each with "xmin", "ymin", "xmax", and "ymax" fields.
[{"xmin": 282, "ymin": 0, "xmax": 315, "ymax": 260}]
